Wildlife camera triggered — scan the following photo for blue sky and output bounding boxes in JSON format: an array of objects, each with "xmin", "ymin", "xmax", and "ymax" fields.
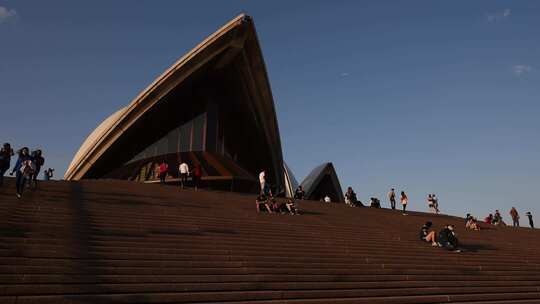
[{"xmin": 1, "ymin": 1, "xmax": 539, "ymax": 220}]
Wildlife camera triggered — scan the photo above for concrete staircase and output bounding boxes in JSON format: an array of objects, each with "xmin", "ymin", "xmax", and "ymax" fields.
[{"xmin": 1, "ymin": 178, "xmax": 539, "ymax": 303}]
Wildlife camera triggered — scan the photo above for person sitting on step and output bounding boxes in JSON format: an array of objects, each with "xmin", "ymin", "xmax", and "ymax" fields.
[
  {"xmin": 285, "ymin": 198, "xmax": 299, "ymax": 215},
  {"xmin": 492, "ymin": 210, "xmax": 506, "ymax": 226},
  {"xmin": 419, "ymin": 221, "xmax": 439, "ymax": 247},
  {"xmin": 255, "ymin": 194, "xmax": 272, "ymax": 213},
  {"xmin": 370, "ymin": 197, "xmax": 381, "ymax": 208},
  {"xmin": 466, "ymin": 216, "xmax": 481, "ymax": 231},
  {"xmin": 438, "ymin": 224, "xmax": 461, "ymax": 252},
  {"xmin": 269, "ymin": 197, "xmax": 280, "ymax": 213}
]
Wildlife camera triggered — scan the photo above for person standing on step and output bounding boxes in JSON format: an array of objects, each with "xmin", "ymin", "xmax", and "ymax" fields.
[
  {"xmin": 388, "ymin": 188, "xmax": 396, "ymax": 210},
  {"xmin": 510, "ymin": 207, "xmax": 520, "ymax": 227},
  {"xmin": 0, "ymin": 143, "xmax": 14, "ymax": 187},
  {"xmin": 432, "ymin": 194, "xmax": 440, "ymax": 214},
  {"xmin": 43, "ymin": 168, "xmax": 54, "ymax": 181},
  {"xmin": 259, "ymin": 170, "xmax": 266, "ymax": 195},
  {"xmin": 427, "ymin": 194, "xmax": 434, "ymax": 212},
  {"xmin": 158, "ymin": 161, "xmax": 168, "ymax": 184},
  {"xmin": 525, "ymin": 212, "xmax": 534, "ymax": 229},
  {"xmin": 400, "ymin": 191, "xmax": 408, "ymax": 215},
  {"xmin": 192, "ymin": 164, "xmax": 202, "ymax": 191},
  {"xmin": 179, "ymin": 161, "xmax": 189, "ymax": 189},
  {"xmin": 10, "ymin": 147, "xmax": 33, "ymax": 199}
]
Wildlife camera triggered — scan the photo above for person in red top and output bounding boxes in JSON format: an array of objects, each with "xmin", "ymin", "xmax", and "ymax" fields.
[
  {"xmin": 484, "ymin": 213, "xmax": 493, "ymax": 224},
  {"xmin": 192, "ymin": 164, "xmax": 202, "ymax": 191},
  {"xmin": 158, "ymin": 161, "xmax": 168, "ymax": 184}
]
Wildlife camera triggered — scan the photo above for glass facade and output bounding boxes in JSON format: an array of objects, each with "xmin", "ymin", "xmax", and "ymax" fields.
[{"xmin": 127, "ymin": 112, "xmax": 207, "ymax": 164}]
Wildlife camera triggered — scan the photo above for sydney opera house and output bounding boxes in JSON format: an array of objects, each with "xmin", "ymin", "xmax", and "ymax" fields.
[{"xmin": 65, "ymin": 15, "xmax": 344, "ymax": 201}]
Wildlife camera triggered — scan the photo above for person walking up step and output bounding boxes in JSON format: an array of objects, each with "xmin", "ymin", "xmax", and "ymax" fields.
[
  {"xmin": 388, "ymin": 188, "xmax": 396, "ymax": 210},
  {"xmin": 400, "ymin": 191, "xmax": 408, "ymax": 215}
]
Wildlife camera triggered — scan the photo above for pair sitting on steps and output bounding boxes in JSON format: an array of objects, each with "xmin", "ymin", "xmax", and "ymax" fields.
[
  {"xmin": 420, "ymin": 221, "xmax": 462, "ymax": 252},
  {"xmin": 256, "ymin": 195, "xmax": 300, "ymax": 215}
]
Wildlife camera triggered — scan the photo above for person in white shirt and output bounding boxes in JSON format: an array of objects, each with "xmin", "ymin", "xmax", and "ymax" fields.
[
  {"xmin": 259, "ymin": 170, "xmax": 266, "ymax": 195},
  {"xmin": 179, "ymin": 162, "xmax": 189, "ymax": 189},
  {"xmin": 324, "ymin": 195, "xmax": 331, "ymax": 203}
]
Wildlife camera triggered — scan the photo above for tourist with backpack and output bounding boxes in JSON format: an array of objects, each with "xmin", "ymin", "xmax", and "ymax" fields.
[
  {"xmin": 10, "ymin": 147, "xmax": 33, "ymax": 199},
  {"xmin": 0, "ymin": 143, "xmax": 14, "ymax": 187}
]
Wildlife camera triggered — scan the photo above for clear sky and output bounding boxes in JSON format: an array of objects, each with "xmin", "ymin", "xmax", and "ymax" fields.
[{"xmin": 1, "ymin": 1, "xmax": 539, "ymax": 220}]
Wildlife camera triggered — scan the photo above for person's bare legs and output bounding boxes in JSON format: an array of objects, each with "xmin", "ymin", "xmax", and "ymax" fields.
[
  {"xmin": 426, "ymin": 231, "xmax": 437, "ymax": 246},
  {"xmin": 286, "ymin": 204, "xmax": 293, "ymax": 214},
  {"xmin": 265, "ymin": 204, "xmax": 272, "ymax": 213}
]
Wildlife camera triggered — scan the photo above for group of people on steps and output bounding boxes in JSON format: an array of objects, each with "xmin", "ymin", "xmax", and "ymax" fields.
[
  {"xmin": 0, "ymin": 143, "xmax": 48, "ymax": 199},
  {"xmin": 157, "ymin": 160, "xmax": 202, "ymax": 190}
]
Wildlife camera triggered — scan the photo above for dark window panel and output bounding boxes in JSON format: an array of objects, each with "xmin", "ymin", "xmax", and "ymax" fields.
[{"xmin": 192, "ymin": 113, "xmax": 205, "ymax": 151}]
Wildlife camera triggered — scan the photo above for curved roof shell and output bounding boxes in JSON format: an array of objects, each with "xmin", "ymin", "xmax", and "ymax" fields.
[
  {"xmin": 65, "ymin": 14, "xmax": 284, "ymax": 189},
  {"xmin": 300, "ymin": 162, "xmax": 344, "ymax": 202}
]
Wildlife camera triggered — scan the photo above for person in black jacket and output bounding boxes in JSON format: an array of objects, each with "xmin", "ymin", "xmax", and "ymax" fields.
[
  {"xmin": 526, "ymin": 212, "xmax": 534, "ymax": 229},
  {"xmin": 438, "ymin": 224, "xmax": 461, "ymax": 252},
  {"xmin": 30, "ymin": 150, "xmax": 44, "ymax": 189},
  {"xmin": 0, "ymin": 143, "xmax": 14, "ymax": 187},
  {"xmin": 294, "ymin": 186, "xmax": 305, "ymax": 200}
]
